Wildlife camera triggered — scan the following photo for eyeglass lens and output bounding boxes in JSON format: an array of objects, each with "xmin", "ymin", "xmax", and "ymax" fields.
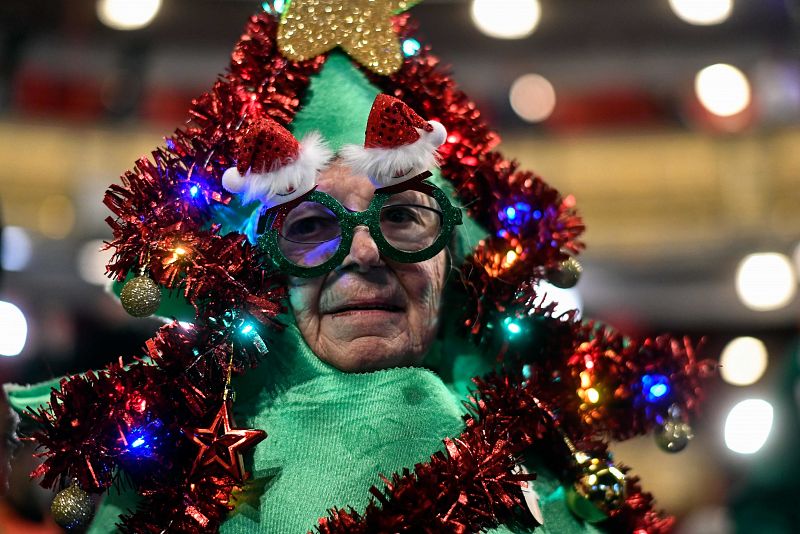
[{"xmin": 276, "ymin": 190, "xmax": 443, "ymax": 268}]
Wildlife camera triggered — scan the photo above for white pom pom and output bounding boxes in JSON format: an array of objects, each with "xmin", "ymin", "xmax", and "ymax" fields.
[
  {"xmin": 221, "ymin": 167, "xmax": 246, "ymax": 193},
  {"xmin": 426, "ymin": 120, "xmax": 447, "ymax": 147}
]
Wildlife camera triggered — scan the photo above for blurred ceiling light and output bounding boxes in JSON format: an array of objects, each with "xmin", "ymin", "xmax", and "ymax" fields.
[
  {"xmin": 793, "ymin": 241, "xmax": 800, "ymax": 279},
  {"xmin": 509, "ymin": 73, "xmax": 557, "ymax": 123},
  {"xmin": 719, "ymin": 336, "xmax": 768, "ymax": 386},
  {"xmin": 97, "ymin": 0, "xmax": 162, "ymax": 31},
  {"xmin": 37, "ymin": 195, "xmax": 75, "ymax": 240},
  {"xmin": 695, "ymin": 63, "xmax": 751, "ymax": 117},
  {"xmin": 78, "ymin": 239, "xmax": 114, "ymax": 286},
  {"xmin": 724, "ymin": 398, "xmax": 773, "ymax": 454},
  {"xmin": 1, "ymin": 226, "xmax": 33, "ymax": 271},
  {"xmin": 0, "ymin": 300, "xmax": 27, "ymax": 357},
  {"xmin": 735, "ymin": 252, "xmax": 796, "ymax": 311},
  {"xmin": 669, "ymin": 0, "xmax": 733, "ymax": 26},
  {"xmin": 471, "ymin": 0, "xmax": 541, "ymax": 40}
]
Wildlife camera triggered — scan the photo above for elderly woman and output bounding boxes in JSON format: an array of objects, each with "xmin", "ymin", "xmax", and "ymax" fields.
[
  {"xmin": 93, "ymin": 83, "xmax": 601, "ymax": 532},
  {"xmin": 4, "ymin": 8, "xmax": 703, "ymax": 534}
]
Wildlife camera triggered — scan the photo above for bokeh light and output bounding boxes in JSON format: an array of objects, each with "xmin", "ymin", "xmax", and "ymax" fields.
[
  {"xmin": 669, "ymin": 0, "xmax": 733, "ymax": 26},
  {"xmin": 719, "ymin": 336, "xmax": 768, "ymax": 386},
  {"xmin": 97, "ymin": 0, "xmax": 162, "ymax": 31},
  {"xmin": 0, "ymin": 300, "xmax": 28, "ymax": 357},
  {"xmin": 735, "ymin": 253, "xmax": 796, "ymax": 311},
  {"xmin": 471, "ymin": 0, "xmax": 541, "ymax": 40},
  {"xmin": 77, "ymin": 239, "xmax": 115, "ymax": 286},
  {"xmin": 793, "ymin": 241, "xmax": 800, "ymax": 279},
  {"xmin": 1, "ymin": 226, "xmax": 33, "ymax": 271},
  {"xmin": 532, "ymin": 280, "xmax": 583, "ymax": 318},
  {"xmin": 724, "ymin": 398, "xmax": 773, "ymax": 454},
  {"xmin": 37, "ymin": 195, "xmax": 76, "ymax": 240},
  {"xmin": 695, "ymin": 63, "xmax": 751, "ymax": 117},
  {"xmin": 509, "ymin": 73, "xmax": 557, "ymax": 123}
]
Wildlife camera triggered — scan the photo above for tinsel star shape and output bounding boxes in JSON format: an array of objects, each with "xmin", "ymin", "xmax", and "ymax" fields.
[
  {"xmin": 187, "ymin": 401, "xmax": 266, "ymax": 483},
  {"xmin": 278, "ymin": 0, "xmax": 423, "ymax": 75}
]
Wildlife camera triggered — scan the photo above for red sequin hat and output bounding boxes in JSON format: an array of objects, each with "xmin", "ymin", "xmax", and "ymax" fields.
[
  {"xmin": 341, "ymin": 94, "xmax": 447, "ymax": 187},
  {"xmin": 222, "ymin": 116, "xmax": 332, "ymax": 208}
]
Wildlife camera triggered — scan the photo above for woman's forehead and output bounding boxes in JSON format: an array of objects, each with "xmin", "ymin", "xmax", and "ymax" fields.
[{"xmin": 316, "ymin": 161, "xmax": 375, "ymax": 211}]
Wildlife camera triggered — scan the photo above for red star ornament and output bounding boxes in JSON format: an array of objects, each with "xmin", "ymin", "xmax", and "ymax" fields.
[{"xmin": 187, "ymin": 400, "xmax": 266, "ymax": 483}]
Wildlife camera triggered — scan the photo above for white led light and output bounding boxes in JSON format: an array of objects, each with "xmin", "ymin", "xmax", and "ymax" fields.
[
  {"xmin": 724, "ymin": 398, "xmax": 773, "ymax": 454},
  {"xmin": 471, "ymin": 0, "xmax": 541, "ymax": 40},
  {"xmin": 719, "ymin": 337, "xmax": 768, "ymax": 386},
  {"xmin": 97, "ymin": 0, "xmax": 162, "ymax": 31},
  {"xmin": 735, "ymin": 253, "xmax": 796, "ymax": 311},
  {"xmin": 669, "ymin": 0, "xmax": 733, "ymax": 26},
  {"xmin": 695, "ymin": 63, "xmax": 751, "ymax": 117},
  {"xmin": 1, "ymin": 226, "xmax": 33, "ymax": 271},
  {"xmin": 509, "ymin": 73, "xmax": 557, "ymax": 123},
  {"xmin": 0, "ymin": 300, "xmax": 27, "ymax": 357}
]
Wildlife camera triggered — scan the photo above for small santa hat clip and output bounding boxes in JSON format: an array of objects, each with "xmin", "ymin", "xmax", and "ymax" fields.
[
  {"xmin": 340, "ymin": 94, "xmax": 447, "ymax": 188},
  {"xmin": 221, "ymin": 116, "xmax": 332, "ymax": 209}
]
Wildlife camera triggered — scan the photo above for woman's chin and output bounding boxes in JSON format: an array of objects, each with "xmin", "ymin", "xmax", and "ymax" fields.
[
  {"xmin": 322, "ymin": 309, "xmax": 406, "ymax": 338},
  {"xmin": 315, "ymin": 314, "xmax": 424, "ymax": 372}
]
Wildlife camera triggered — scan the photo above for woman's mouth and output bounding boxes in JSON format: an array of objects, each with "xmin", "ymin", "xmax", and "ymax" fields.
[{"xmin": 326, "ymin": 301, "xmax": 404, "ymax": 315}]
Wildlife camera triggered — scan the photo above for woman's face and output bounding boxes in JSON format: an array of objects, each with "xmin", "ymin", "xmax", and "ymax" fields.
[{"xmin": 289, "ymin": 161, "xmax": 447, "ymax": 372}]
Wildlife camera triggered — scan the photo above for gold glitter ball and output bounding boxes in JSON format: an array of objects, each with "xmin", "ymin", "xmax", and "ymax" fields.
[
  {"xmin": 547, "ymin": 257, "xmax": 583, "ymax": 289},
  {"xmin": 565, "ymin": 455, "xmax": 626, "ymax": 523},
  {"xmin": 51, "ymin": 485, "xmax": 94, "ymax": 530},
  {"xmin": 120, "ymin": 275, "xmax": 162, "ymax": 317},
  {"xmin": 278, "ymin": 0, "xmax": 422, "ymax": 75}
]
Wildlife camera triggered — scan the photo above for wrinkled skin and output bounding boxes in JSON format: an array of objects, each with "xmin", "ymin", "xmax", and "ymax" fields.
[{"xmin": 289, "ymin": 161, "xmax": 447, "ymax": 372}]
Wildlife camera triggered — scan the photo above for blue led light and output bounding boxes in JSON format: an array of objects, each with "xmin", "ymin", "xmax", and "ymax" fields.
[
  {"xmin": 241, "ymin": 324, "xmax": 254, "ymax": 335},
  {"xmin": 641, "ymin": 374, "xmax": 670, "ymax": 403},
  {"xmin": 189, "ymin": 185, "xmax": 199, "ymax": 197},
  {"xmin": 402, "ymin": 38, "xmax": 421, "ymax": 57},
  {"xmin": 498, "ymin": 201, "xmax": 536, "ymax": 234},
  {"xmin": 502, "ymin": 317, "xmax": 522, "ymax": 335},
  {"xmin": 131, "ymin": 437, "xmax": 146, "ymax": 448}
]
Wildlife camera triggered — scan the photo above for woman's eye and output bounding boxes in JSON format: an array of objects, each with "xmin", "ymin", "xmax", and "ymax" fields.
[
  {"xmin": 382, "ymin": 206, "xmax": 420, "ymax": 224},
  {"xmin": 284, "ymin": 216, "xmax": 336, "ymax": 241},
  {"xmin": 290, "ymin": 217, "xmax": 322, "ymax": 235}
]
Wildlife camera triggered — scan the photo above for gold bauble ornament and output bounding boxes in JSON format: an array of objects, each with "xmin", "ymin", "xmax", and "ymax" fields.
[
  {"xmin": 120, "ymin": 275, "xmax": 162, "ymax": 317},
  {"xmin": 565, "ymin": 453, "xmax": 626, "ymax": 524},
  {"xmin": 547, "ymin": 257, "xmax": 583, "ymax": 289},
  {"xmin": 278, "ymin": 0, "xmax": 421, "ymax": 75},
  {"xmin": 51, "ymin": 484, "xmax": 94, "ymax": 530}
]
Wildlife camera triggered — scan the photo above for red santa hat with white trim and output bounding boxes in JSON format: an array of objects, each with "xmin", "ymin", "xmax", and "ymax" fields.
[
  {"xmin": 221, "ymin": 116, "xmax": 332, "ymax": 208},
  {"xmin": 340, "ymin": 94, "xmax": 447, "ymax": 188}
]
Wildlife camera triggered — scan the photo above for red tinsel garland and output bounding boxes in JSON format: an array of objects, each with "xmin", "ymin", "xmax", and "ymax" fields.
[{"xmin": 22, "ymin": 10, "xmax": 715, "ymax": 534}]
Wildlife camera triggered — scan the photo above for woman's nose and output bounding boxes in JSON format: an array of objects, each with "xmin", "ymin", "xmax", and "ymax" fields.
[{"xmin": 340, "ymin": 226, "xmax": 383, "ymax": 273}]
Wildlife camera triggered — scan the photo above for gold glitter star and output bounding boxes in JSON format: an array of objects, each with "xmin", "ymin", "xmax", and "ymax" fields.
[{"xmin": 278, "ymin": 0, "xmax": 422, "ymax": 75}]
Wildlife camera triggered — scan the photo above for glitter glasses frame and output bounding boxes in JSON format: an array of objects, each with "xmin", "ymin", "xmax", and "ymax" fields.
[{"xmin": 257, "ymin": 177, "xmax": 463, "ymax": 279}]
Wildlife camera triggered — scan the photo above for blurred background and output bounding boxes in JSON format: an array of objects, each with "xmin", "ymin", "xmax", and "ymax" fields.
[{"xmin": 0, "ymin": 0, "xmax": 799, "ymax": 532}]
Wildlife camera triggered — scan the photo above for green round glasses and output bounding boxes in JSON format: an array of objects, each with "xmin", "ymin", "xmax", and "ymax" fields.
[{"xmin": 257, "ymin": 174, "xmax": 463, "ymax": 278}]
